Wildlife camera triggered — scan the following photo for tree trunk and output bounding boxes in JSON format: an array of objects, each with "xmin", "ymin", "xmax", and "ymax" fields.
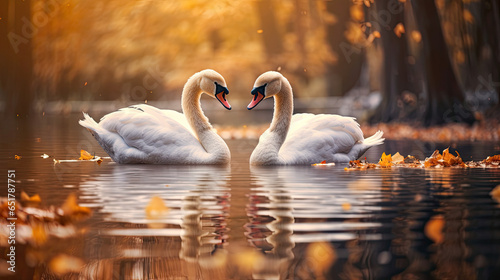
[
  {"xmin": 485, "ymin": 0, "xmax": 500, "ymax": 119},
  {"xmin": 1, "ymin": 0, "xmax": 33, "ymax": 117},
  {"xmin": 254, "ymin": 0, "xmax": 284, "ymax": 61},
  {"xmin": 370, "ymin": 0, "xmax": 415, "ymax": 123},
  {"xmin": 324, "ymin": 0, "xmax": 363, "ymax": 96},
  {"xmin": 411, "ymin": 0, "xmax": 475, "ymax": 125}
]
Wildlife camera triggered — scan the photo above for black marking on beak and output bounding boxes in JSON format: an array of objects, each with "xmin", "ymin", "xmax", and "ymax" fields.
[
  {"xmin": 247, "ymin": 83, "xmax": 267, "ymax": 110},
  {"xmin": 215, "ymin": 82, "xmax": 231, "ymax": 110},
  {"xmin": 251, "ymin": 84, "xmax": 267, "ymax": 99}
]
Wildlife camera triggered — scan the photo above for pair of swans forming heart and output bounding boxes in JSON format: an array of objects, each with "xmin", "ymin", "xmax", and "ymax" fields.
[{"xmin": 79, "ymin": 69, "xmax": 384, "ymax": 165}]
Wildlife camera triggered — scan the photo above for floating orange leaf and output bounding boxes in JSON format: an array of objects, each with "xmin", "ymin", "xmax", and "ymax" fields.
[
  {"xmin": 346, "ymin": 160, "xmax": 378, "ymax": 170},
  {"xmin": 79, "ymin": 149, "xmax": 94, "ymax": 160},
  {"xmin": 484, "ymin": 155, "xmax": 500, "ymax": 164},
  {"xmin": 424, "ymin": 148, "xmax": 465, "ymax": 168},
  {"xmin": 424, "ymin": 215, "xmax": 445, "ymax": 244},
  {"xmin": 312, "ymin": 160, "xmax": 336, "ymax": 167},
  {"xmin": 21, "ymin": 191, "xmax": 41, "ymax": 203},
  {"xmin": 379, "ymin": 152, "xmax": 392, "ymax": 167},
  {"xmin": 392, "ymin": 152, "xmax": 405, "ymax": 164}
]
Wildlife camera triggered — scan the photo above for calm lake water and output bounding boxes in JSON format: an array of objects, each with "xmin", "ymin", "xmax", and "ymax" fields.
[{"xmin": 1, "ymin": 113, "xmax": 500, "ymax": 279}]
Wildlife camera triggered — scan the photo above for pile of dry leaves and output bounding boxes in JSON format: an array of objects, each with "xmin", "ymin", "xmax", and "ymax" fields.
[{"xmin": 338, "ymin": 148, "xmax": 500, "ymax": 170}]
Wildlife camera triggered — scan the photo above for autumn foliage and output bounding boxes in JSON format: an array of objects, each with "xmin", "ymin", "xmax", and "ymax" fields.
[
  {"xmin": 343, "ymin": 148, "xmax": 499, "ymax": 170},
  {"xmin": 423, "ymin": 148, "xmax": 465, "ymax": 168}
]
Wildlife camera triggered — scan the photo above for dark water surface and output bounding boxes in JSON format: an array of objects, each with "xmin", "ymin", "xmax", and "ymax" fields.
[{"xmin": 1, "ymin": 114, "xmax": 500, "ymax": 279}]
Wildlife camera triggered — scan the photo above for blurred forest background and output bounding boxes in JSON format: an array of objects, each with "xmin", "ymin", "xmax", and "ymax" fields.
[{"xmin": 1, "ymin": 0, "xmax": 499, "ymax": 126}]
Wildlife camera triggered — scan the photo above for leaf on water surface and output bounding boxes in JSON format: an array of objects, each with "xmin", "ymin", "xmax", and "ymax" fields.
[
  {"xmin": 483, "ymin": 155, "xmax": 500, "ymax": 164},
  {"xmin": 49, "ymin": 254, "xmax": 85, "ymax": 276},
  {"xmin": 21, "ymin": 191, "xmax": 41, "ymax": 203},
  {"xmin": 424, "ymin": 215, "xmax": 445, "ymax": 244},
  {"xmin": 344, "ymin": 148, "xmax": 495, "ymax": 171},
  {"xmin": 392, "ymin": 152, "xmax": 405, "ymax": 164},
  {"xmin": 79, "ymin": 149, "xmax": 94, "ymax": 160},
  {"xmin": 345, "ymin": 160, "xmax": 378, "ymax": 170},
  {"xmin": 379, "ymin": 152, "xmax": 392, "ymax": 167},
  {"xmin": 424, "ymin": 148, "xmax": 465, "ymax": 167},
  {"xmin": 312, "ymin": 160, "xmax": 336, "ymax": 167}
]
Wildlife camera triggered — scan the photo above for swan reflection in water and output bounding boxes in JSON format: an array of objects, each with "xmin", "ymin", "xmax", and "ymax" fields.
[
  {"xmin": 77, "ymin": 164, "xmax": 231, "ymax": 279},
  {"xmin": 245, "ymin": 165, "xmax": 402, "ymax": 279}
]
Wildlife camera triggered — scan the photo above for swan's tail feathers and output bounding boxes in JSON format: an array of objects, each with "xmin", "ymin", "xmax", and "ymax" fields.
[
  {"xmin": 363, "ymin": 130, "xmax": 385, "ymax": 147},
  {"xmin": 79, "ymin": 112, "xmax": 101, "ymax": 135}
]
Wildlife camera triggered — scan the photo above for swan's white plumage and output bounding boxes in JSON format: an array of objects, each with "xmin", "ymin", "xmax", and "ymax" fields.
[
  {"xmin": 79, "ymin": 70, "xmax": 230, "ymax": 164},
  {"xmin": 249, "ymin": 72, "xmax": 384, "ymax": 165}
]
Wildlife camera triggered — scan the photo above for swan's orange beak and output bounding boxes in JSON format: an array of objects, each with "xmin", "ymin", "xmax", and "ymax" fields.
[
  {"xmin": 216, "ymin": 92, "xmax": 231, "ymax": 110},
  {"xmin": 215, "ymin": 82, "xmax": 231, "ymax": 110},
  {"xmin": 247, "ymin": 84, "xmax": 266, "ymax": 110}
]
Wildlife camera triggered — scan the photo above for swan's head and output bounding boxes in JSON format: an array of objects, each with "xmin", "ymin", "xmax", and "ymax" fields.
[
  {"xmin": 247, "ymin": 71, "xmax": 284, "ymax": 110},
  {"xmin": 199, "ymin": 69, "xmax": 231, "ymax": 110}
]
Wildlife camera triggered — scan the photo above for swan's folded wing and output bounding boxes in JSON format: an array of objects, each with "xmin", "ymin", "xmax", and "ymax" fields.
[
  {"xmin": 121, "ymin": 104, "xmax": 194, "ymax": 134},
  {"xmin": 98, "ymin": 107, "xmax": 204, "ymax": 163},
  {"xmin": 280, "ymin": 114, "xmax": 364, "ymax": 162}
]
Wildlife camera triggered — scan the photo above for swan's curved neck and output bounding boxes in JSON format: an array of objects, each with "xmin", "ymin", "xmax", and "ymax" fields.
[
  {"xmin": 269, "ymin": 79, "xmax": 294, "ymax": 145},
  {"xmin": 181, "ymin": 75, "xmax": 212, "ymax": 133},
  {"xmin": 250, "ymin": 78, "xmax": 293, "ymax": 165},
  {"xmin": 181, "ymin": 75, "xmax": 229, "ymax": 163}
]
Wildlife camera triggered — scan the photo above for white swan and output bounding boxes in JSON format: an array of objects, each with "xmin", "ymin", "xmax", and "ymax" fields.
[
  {"xmin": 79, "ymin": 69, "xmax": 232, "ymax": 164},
  {"xmin": 247, "ymin": 71, "xmax": 384, "ymax": 165}
]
